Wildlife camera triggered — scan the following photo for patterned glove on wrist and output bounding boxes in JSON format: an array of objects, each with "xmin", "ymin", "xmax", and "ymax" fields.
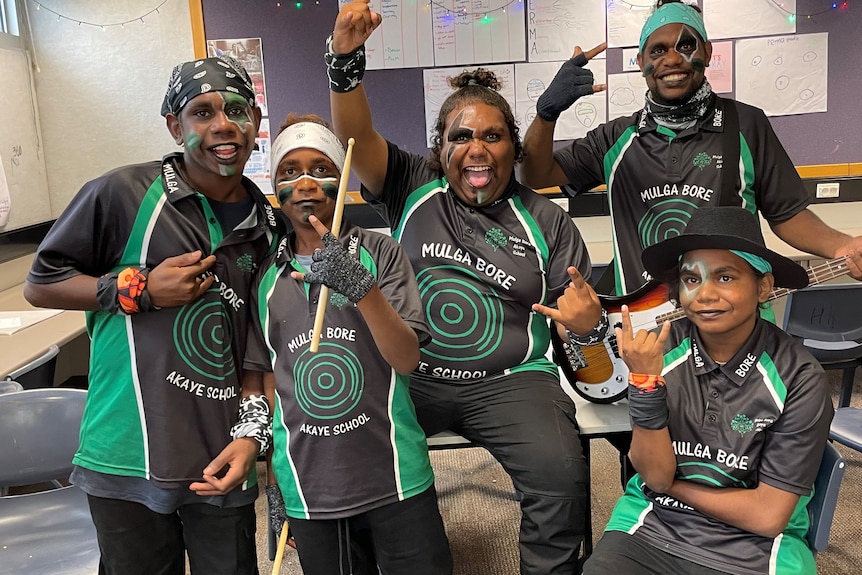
[
  {"xmin": 536, "ymin": 53, "xmax": 595, "ymax": 122},
  {"xmin": 325, "ymin": 34, "xmax": 366, "ymax": 93},
  {"xmin": 304, "ymin": 232, "xmax": 374, "ymax": 303},
  {"xmin": 266, "ymin": 484, "xmax": 288, "ymax": 538}
]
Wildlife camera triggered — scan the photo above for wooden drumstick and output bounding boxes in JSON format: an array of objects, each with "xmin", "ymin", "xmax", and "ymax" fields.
[
  {"xmin": 271, "ymin": 520, "xmax": 290, "ymax": 575},
  {"xmin": 310, "ymin": 137, "xmax": 355, "ymax": 353}
]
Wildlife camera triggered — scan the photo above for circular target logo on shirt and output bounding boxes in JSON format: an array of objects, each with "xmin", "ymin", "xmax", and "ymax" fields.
[
  {"xmin": 294, "ymin": 343, "xmax": 364, "ymax": 419},
  {"xmin": 416, "ymin": 265, "xmax": 504, "ymax": 362},
  {"xmin": 637, "ymin": 199, "xmax": 698, "ymax": 248},
  {"xmin": 173, "ymin": 297, "xmax": 235, "ymax": 380}
]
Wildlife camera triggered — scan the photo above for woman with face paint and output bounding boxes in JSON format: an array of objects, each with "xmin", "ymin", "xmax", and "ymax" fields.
[
  {"xmin": 581, "ymin": 206, "xmax": 832, "ymax": 575},
  {"xmin": 328, "ymin": 3, "xmax": 605, "ymax": 573},
  {"xmin": 24, "ymin": 56, "xmax": 284, "ymax": 575},
  {"xmin": 243, "ymin": 114, "xmax": 452, "ymax": 575},
  {"xmin": 522, "ymin": 0, "xmax": 862, "ymax": 297}
]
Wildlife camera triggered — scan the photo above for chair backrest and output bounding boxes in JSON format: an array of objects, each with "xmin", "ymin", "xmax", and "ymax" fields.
[
  {"xmin": 0, "ymin": 388, "xmax": 87, "ymax": 487},
  {"xmin": 0, "ymin": 380, "xmax": 24, "ymax": 394},
  {"xmin": 807, "ymin": 441, "xmax": 846, "ymax": 552},
  {"xmin": 3, "ymin": 344, "xmax": 60, "ymax": 390},
  {"xmin": 783, "ymin": 283, "xmax": 862, "ymax": 363}
]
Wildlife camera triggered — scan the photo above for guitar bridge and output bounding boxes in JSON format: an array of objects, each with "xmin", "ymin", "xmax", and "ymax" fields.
[{"xmin": 562, "ymin": 341, "xmax": 588, "ymax": 370}]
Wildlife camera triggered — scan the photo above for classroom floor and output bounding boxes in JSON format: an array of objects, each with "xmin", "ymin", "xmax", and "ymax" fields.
[{"xmin": 249, "ymin": 369, "xmax": 862, "ymax": 575}]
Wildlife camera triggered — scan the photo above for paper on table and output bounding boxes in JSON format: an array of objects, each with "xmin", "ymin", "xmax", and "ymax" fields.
[{"xmin": 0, "ymin": 309, "xmax": 64, "ymax": 335}]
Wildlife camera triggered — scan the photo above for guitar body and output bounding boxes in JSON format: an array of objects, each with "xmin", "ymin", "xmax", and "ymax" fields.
[
  {"xmin": 553, "ymin": 281, "xmax": 678, "ymax": 404},
  {"xmin": 554, "ymin": 257, "xmax": 849, "ymax": 404}
]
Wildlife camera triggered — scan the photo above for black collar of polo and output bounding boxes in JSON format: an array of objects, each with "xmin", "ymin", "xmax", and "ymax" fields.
[
  {"xmin": 688, "ymin": 318, "xmax": 768, "ymax": 386},
  {"xmin": 160, "ymin": 153, "xmax": 283, "ymax": 236}
]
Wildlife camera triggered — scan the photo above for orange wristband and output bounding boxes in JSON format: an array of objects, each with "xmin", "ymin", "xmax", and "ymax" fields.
[
  {"xmin": 117, "ymin": 267, "xmax": 148, "ymax": 314},
  {"xmin": 628, "ymin": 373, "xmax": 665, "ymax": 391}
]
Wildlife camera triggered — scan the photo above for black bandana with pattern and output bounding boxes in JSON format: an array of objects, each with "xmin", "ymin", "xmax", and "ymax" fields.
[
  {"xmin": 645, "ymin": 80, "xmax": 714, "ymax": 131},
  {"xmin": 160, "ymin": 56, "xmax": 256, "ymax": 117}
]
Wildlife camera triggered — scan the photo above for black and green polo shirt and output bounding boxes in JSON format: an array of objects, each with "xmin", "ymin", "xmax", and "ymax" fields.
[
  {"xmin": 243, "ymin": 223, "xmax": 434, "ymax": 519},
  {"xmin": 28, "ymin": 153, "xmax": 282, "ymax": 486},
  {"xmin": 606, "ymin": 318, "xmax": 833, "ymax": 575},
  {"xmin": 362, "ymin": 141, "xmax": 592, "ymax": 382},
  {"xmin": 555, "ymin": 97, "xmax": 810, "ymax": 295}
]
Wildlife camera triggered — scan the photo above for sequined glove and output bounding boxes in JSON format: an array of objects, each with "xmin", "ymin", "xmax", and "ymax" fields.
[
  {"xmin": 536, "ymin": 53, "xmax": 596, "ymax": 122},
  {"xmin": 303, "ymin": 232, "xmax": 374, "ymax": 303},
  {"xmin": 266, "ymin": 484, "xmax": 288, "ymax": 539}
]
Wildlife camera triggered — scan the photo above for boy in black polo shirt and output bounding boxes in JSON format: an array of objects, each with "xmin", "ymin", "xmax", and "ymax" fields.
[
  {"xmin": 580, "ymin": 207, "xmax": 833, "ymax": 575},
  {"xmin": 25, "ymin": 56, "xmax": 282, "ymax": 575}
]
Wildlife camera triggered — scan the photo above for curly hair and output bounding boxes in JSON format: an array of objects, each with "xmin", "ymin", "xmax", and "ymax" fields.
[
  {"xmin": 427, "ymin": 68, "xmax": 523, "ymax": 172},
  {"xmin": 278, "ymin": 112, "xmax": 333, "ymax": 135}
]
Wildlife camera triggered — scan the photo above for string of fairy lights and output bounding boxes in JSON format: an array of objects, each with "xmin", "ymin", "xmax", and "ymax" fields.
[
  {"xmin": 28, "ymin": 0, "xmax": 852, "ymax": 29},
  {"xmin": 27, "ymin": 0, "xmax": 169, "ymax": 29}
]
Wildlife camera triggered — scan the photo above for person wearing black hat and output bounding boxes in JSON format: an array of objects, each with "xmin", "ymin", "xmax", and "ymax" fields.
[
  {"xmin": 24, "ymin": 56, "xmax": 283, "ymax": 575},
  {"xmin": 579, "ymin": 207, "xmax": 833, "ymax": 575}
]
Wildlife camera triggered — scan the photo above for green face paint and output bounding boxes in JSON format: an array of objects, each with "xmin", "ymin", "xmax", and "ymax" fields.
[
  {"xmin": 691, "ymin": 58, "xmax": 706, "ymax": 73},
  {"xmin": 277, "ymin": 185, "xmax": 294, "ymax": 206},
  {"xmin": 222, "ymin": 92, "xmax": 254, "ymax": 130},
  {"xmin": 321, "ymin": 183, "xmax": 338, "ymax": 199},
  {"xmin": 643, "ymin": 63, "xmax": 655, "ymax": 77},
  {"xmin": 218, "ymin": 165, "xmax": 237, "ymax": 177},
  {"xmin": 185, "ymin": 132, "xmax": 202, "ymax": 150}
]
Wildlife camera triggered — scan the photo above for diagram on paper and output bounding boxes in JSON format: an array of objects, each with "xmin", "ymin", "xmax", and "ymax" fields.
[{"xmin": 735, "ymin": 33, "xmax": 827, "ymax": 116}]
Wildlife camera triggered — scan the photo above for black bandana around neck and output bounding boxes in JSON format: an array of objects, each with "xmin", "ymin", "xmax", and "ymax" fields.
[{"xmin": 645, "ymin": 80, "xmax": 714, "ymax": 131}]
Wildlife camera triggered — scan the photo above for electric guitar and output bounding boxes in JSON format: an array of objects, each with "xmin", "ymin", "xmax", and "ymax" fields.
[{"xmin": 552, "ymin": 257, "xmax": 851, "ymax": 404}]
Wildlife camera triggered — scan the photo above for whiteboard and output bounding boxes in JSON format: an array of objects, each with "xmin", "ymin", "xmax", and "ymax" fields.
[{"xmin": 0, "ymin": 47, "xmax": 51, "ymax": 232}]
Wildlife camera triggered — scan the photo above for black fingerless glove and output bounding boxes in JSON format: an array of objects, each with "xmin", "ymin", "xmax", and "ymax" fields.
[
  {"xmin": 536, "ymin": 53, "xmax": 596, "ymax": 122},
  {"xmin": 266, "ymin": 484, "xmax": 288, "ymax": 538},
  {"xmin": 304, "ymin": 232, "xmax": 375, "ymax": 303}
]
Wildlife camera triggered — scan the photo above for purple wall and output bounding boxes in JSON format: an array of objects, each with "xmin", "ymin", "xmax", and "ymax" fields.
[{"xmin": 201, "ymin": 0, "xmax": 861, "ymax": 167}]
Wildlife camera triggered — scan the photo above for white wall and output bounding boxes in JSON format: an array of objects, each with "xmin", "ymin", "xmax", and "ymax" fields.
[{"xmin": 26, "ymin": 1, "xmax": 195, "ymax": 217}]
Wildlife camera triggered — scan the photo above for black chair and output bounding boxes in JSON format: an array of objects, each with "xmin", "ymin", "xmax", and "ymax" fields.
[
  {"xmin": 2, "ymin": 344, "xmax": 60, "ymax": 390},
  {"xmin": 807, "ymin": 441, "xmax": 846, "ymax": 553},
  {"xmin": 782, "ymin": 284, "xmax": 862, "ymax": 408}
]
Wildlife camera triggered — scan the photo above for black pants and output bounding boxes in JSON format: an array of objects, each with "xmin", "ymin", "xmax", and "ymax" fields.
[
  {"xmin": 582, "ymin": 531, "xmax": 731, "ymax": 575},
  {"xmin": 87, "ymin": 495, "xmax": 258, "ymax": 575},
  {"xmin": 411, "ymin": 370, "xmax": 588, "ymax": 575},
  {"xmin": 288, "ymin": 485, "xmax": 452, "ymax": 575}
]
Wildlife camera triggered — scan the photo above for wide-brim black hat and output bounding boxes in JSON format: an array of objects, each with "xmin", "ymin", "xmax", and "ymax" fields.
[{"xmin": 641, "ymin": 206, "xmax": 810, "ymax": 289}]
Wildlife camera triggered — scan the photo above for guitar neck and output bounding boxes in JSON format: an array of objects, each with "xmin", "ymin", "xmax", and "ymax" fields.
[{"xmin": 653, "ymin": 256, "xmax": 849, "ymax": 326}]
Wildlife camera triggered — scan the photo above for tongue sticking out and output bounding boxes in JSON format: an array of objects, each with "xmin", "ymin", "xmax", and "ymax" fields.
[{"xmin": 465, "ymin": 168, "xmax": 492, "ymax": 189}]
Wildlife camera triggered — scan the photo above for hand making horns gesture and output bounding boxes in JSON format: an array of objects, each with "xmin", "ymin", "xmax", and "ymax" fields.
[{"xmin": 615, "ymin": 304, "xmax": 671, "ymax": 376}]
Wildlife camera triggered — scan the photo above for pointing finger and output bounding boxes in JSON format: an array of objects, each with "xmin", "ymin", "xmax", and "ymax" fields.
[
  {"xmin": 656, "ymin": 320, "xmax": 671, "ymax": 348},
  {"xmin": 532, "ymin": 303, "xmax": 561, "ymax": 322},
  {"xmin": 585, "ymin": 42, "xmax": 608, "ymax": 61},
  {"xmin": 307, "ymin": 215, "xmax": 331, "ymax": 238}
]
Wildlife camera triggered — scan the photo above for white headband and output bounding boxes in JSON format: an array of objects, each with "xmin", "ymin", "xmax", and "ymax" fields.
[{"xmin": 270, "ymin": 122, "xmax": 346, "ymax": 193}]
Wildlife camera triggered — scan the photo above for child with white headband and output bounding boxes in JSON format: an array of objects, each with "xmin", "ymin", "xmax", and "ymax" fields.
[{"xmin": 242, "ymin": 114, "xmax": 452, "ymax": 575}]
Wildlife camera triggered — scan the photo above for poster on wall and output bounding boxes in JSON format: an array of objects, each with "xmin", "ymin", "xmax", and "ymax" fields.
[
  {"xmin": 245, "ymin": 119, "xmax": 272, "ymax": 193},
  {"xmin": 206, "ymin": 37, "xmax": 269, "ymax": 117}
]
